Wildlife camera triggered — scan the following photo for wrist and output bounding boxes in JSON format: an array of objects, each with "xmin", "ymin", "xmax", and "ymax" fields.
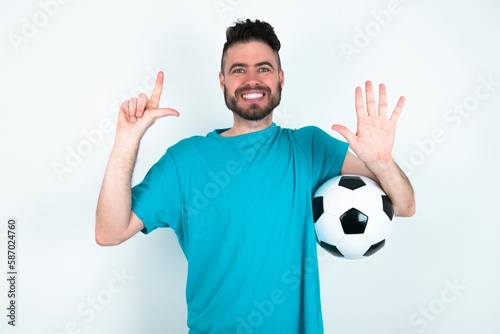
[
  {"xmin": 365, "ymin": 157, "xmax": 396, "ymax": 176},
  {"xmin": 113, "ymin": 130, "xmax": 142, "ymax": 147},
  {"xmin": 109, "ymin": 132, "xmax": 142, "ymax": 164}
]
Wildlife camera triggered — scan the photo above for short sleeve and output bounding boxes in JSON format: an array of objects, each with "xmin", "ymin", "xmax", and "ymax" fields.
[
  {"xmin": 295, "ymin": 126, "xmax": 349, "ymax": 191},
  {"xmin": 131, "ymin": 150, "xmax": 181, "ymax": 234}
]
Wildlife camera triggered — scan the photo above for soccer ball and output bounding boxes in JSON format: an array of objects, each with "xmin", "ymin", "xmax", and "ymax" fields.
[{"xmin": 312, "ymin": 175, "xmax": 395, "ymax": 259}]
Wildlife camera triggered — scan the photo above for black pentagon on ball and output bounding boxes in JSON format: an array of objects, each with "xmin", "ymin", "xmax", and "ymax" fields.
[
  {"xmin": 382, "ymin": 195, "xmax": 395, "ymax": 220},
  {"xmin": 363, "ymin": 239, "xmax": 386, "ymax": 257},
  {"xmin": 340, "ymin": 208, "xmax": 368, "ymax": 234},
  {"xmin": 312, "ymin": 196, "xmax": 324, "ymax": 223},
  {"xmin": 319, "ymin": 241, "xmax": 344, "ymax": 258},
  {"xmin": 338, "ymin": 175, "xmax": 366, "ymax": 190}
]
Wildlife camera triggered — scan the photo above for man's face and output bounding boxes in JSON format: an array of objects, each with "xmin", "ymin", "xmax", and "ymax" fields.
[{"xmin": 219, "ymin": 41, "xmax": 284, "ymax": 121}]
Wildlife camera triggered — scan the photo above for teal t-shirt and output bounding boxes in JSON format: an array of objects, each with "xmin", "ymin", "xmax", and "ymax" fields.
[{"xmin": 132, "ymin": 123, "xmax": 348, "ymax": 333}]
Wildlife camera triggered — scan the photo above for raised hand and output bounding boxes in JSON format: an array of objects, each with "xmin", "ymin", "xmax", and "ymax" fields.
[
  {"xmin": 117, "ymin": 71, "xmax": 179, "ymax": 140},
  {"xmin": 332, "ymin": 80, "xmax": 405, "ymax": 166}
]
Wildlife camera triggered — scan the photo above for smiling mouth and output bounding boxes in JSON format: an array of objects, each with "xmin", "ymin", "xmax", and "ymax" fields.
[
  {"xmin": 242, "ymin": 92, "xmax": 265, "ymax": 100},
  {"xmin": 240, "ymin": 90, "xmax": 266, "ymax": 103}
]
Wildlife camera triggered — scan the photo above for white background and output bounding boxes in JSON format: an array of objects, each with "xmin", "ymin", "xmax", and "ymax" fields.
[{"xmin": 1, "ymin": 0, "xmax": 500, "ymax": 333}]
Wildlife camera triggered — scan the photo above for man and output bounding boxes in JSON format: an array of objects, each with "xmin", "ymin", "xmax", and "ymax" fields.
[{"xmin": 96, "ymin": 19, "xmax": 415, "ymax": 333}]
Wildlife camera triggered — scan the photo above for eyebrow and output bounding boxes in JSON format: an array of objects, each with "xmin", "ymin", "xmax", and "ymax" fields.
[{"xmin": 228, "ymin": 61, "xmax": 275, "ymax": 73}]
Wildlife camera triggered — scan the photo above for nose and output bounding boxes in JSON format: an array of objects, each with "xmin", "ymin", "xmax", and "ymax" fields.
[{"xmin": 243, "ymin": 69, "xmax": 261, "ymax": 87}]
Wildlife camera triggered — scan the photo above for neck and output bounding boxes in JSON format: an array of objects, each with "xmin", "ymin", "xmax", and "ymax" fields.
[{"xmin": 220, "ymin": 114, "xmax": 273, "ymax": 137}]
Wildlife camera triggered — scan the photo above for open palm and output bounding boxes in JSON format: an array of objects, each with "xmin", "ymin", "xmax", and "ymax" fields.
[{"xmin": 332, "ymin": 81, "xmax": 405, "ymax": 165}]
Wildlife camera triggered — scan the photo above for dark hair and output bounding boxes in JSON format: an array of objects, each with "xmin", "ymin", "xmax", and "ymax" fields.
[{"xmin": 221, "ymin": 19, "xmax": 282, "ymax": 73}]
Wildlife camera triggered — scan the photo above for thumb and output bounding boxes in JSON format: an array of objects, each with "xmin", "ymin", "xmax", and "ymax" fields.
[
  {"xmin": 128, "ymin": 108, "xmax": 180, "ymax": 140},
  {"xmin": 148, "ymin": 108, "xmax": 180, "ymax": 122},
  {"xmin": 332, "ymin": 124, "xmax": 356, "ymax": 146}
]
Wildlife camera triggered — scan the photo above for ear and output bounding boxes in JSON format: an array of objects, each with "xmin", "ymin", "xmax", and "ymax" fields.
[
  {"xmin": 279, "ymin": 69, "xmax": 285, "ymax": 90},
  {"xmin": 219, "ymin": 72, "xmax": 225, "ymax": 92}
]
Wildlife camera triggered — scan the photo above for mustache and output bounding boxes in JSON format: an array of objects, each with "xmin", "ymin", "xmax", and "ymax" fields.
[{"xmin": 235, "ymin": 85, "xmax": 271, "ymax": 96}]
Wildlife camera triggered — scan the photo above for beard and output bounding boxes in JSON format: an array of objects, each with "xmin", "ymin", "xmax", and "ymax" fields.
[{"xmin": 224, "ymin": 83, "xmax": 282, "ymax": 121}]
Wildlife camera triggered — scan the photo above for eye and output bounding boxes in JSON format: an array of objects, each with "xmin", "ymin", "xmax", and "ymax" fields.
[
  {"xmin": 233, "ymin": 68, "xmax": 245, "ymax": 74},
  {"xmin": 259, "ymin": 67, "xmax": 271, "ymax": 73}
]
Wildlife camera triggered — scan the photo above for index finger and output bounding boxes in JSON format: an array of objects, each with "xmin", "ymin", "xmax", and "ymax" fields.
[
  {"xmin": 149, "ymin": 71, "xmax": 165, "ymax": 107},
  {"xmin": 355, "ymin": 86, "xmax": 366, "ymax": 119}
]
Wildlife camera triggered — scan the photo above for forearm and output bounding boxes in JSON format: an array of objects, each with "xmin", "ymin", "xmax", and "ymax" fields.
[
  {"xmin": 95, "ymin": 134, "xmax": 140, "ymax": 245},
  {"xmin": 366, "ymin": 158, "xmax": 416, "ymax": 217}
]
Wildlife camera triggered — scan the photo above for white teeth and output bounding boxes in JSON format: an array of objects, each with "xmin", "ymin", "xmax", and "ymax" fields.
[{"xmin": 242, "ymin": 93, "xmax": 264, "ymax": 99}]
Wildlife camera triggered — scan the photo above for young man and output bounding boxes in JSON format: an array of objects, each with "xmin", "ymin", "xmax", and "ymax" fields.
[{"xmin": 96, "ymin": 19, "xmax": 415, "ymax": 334}]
